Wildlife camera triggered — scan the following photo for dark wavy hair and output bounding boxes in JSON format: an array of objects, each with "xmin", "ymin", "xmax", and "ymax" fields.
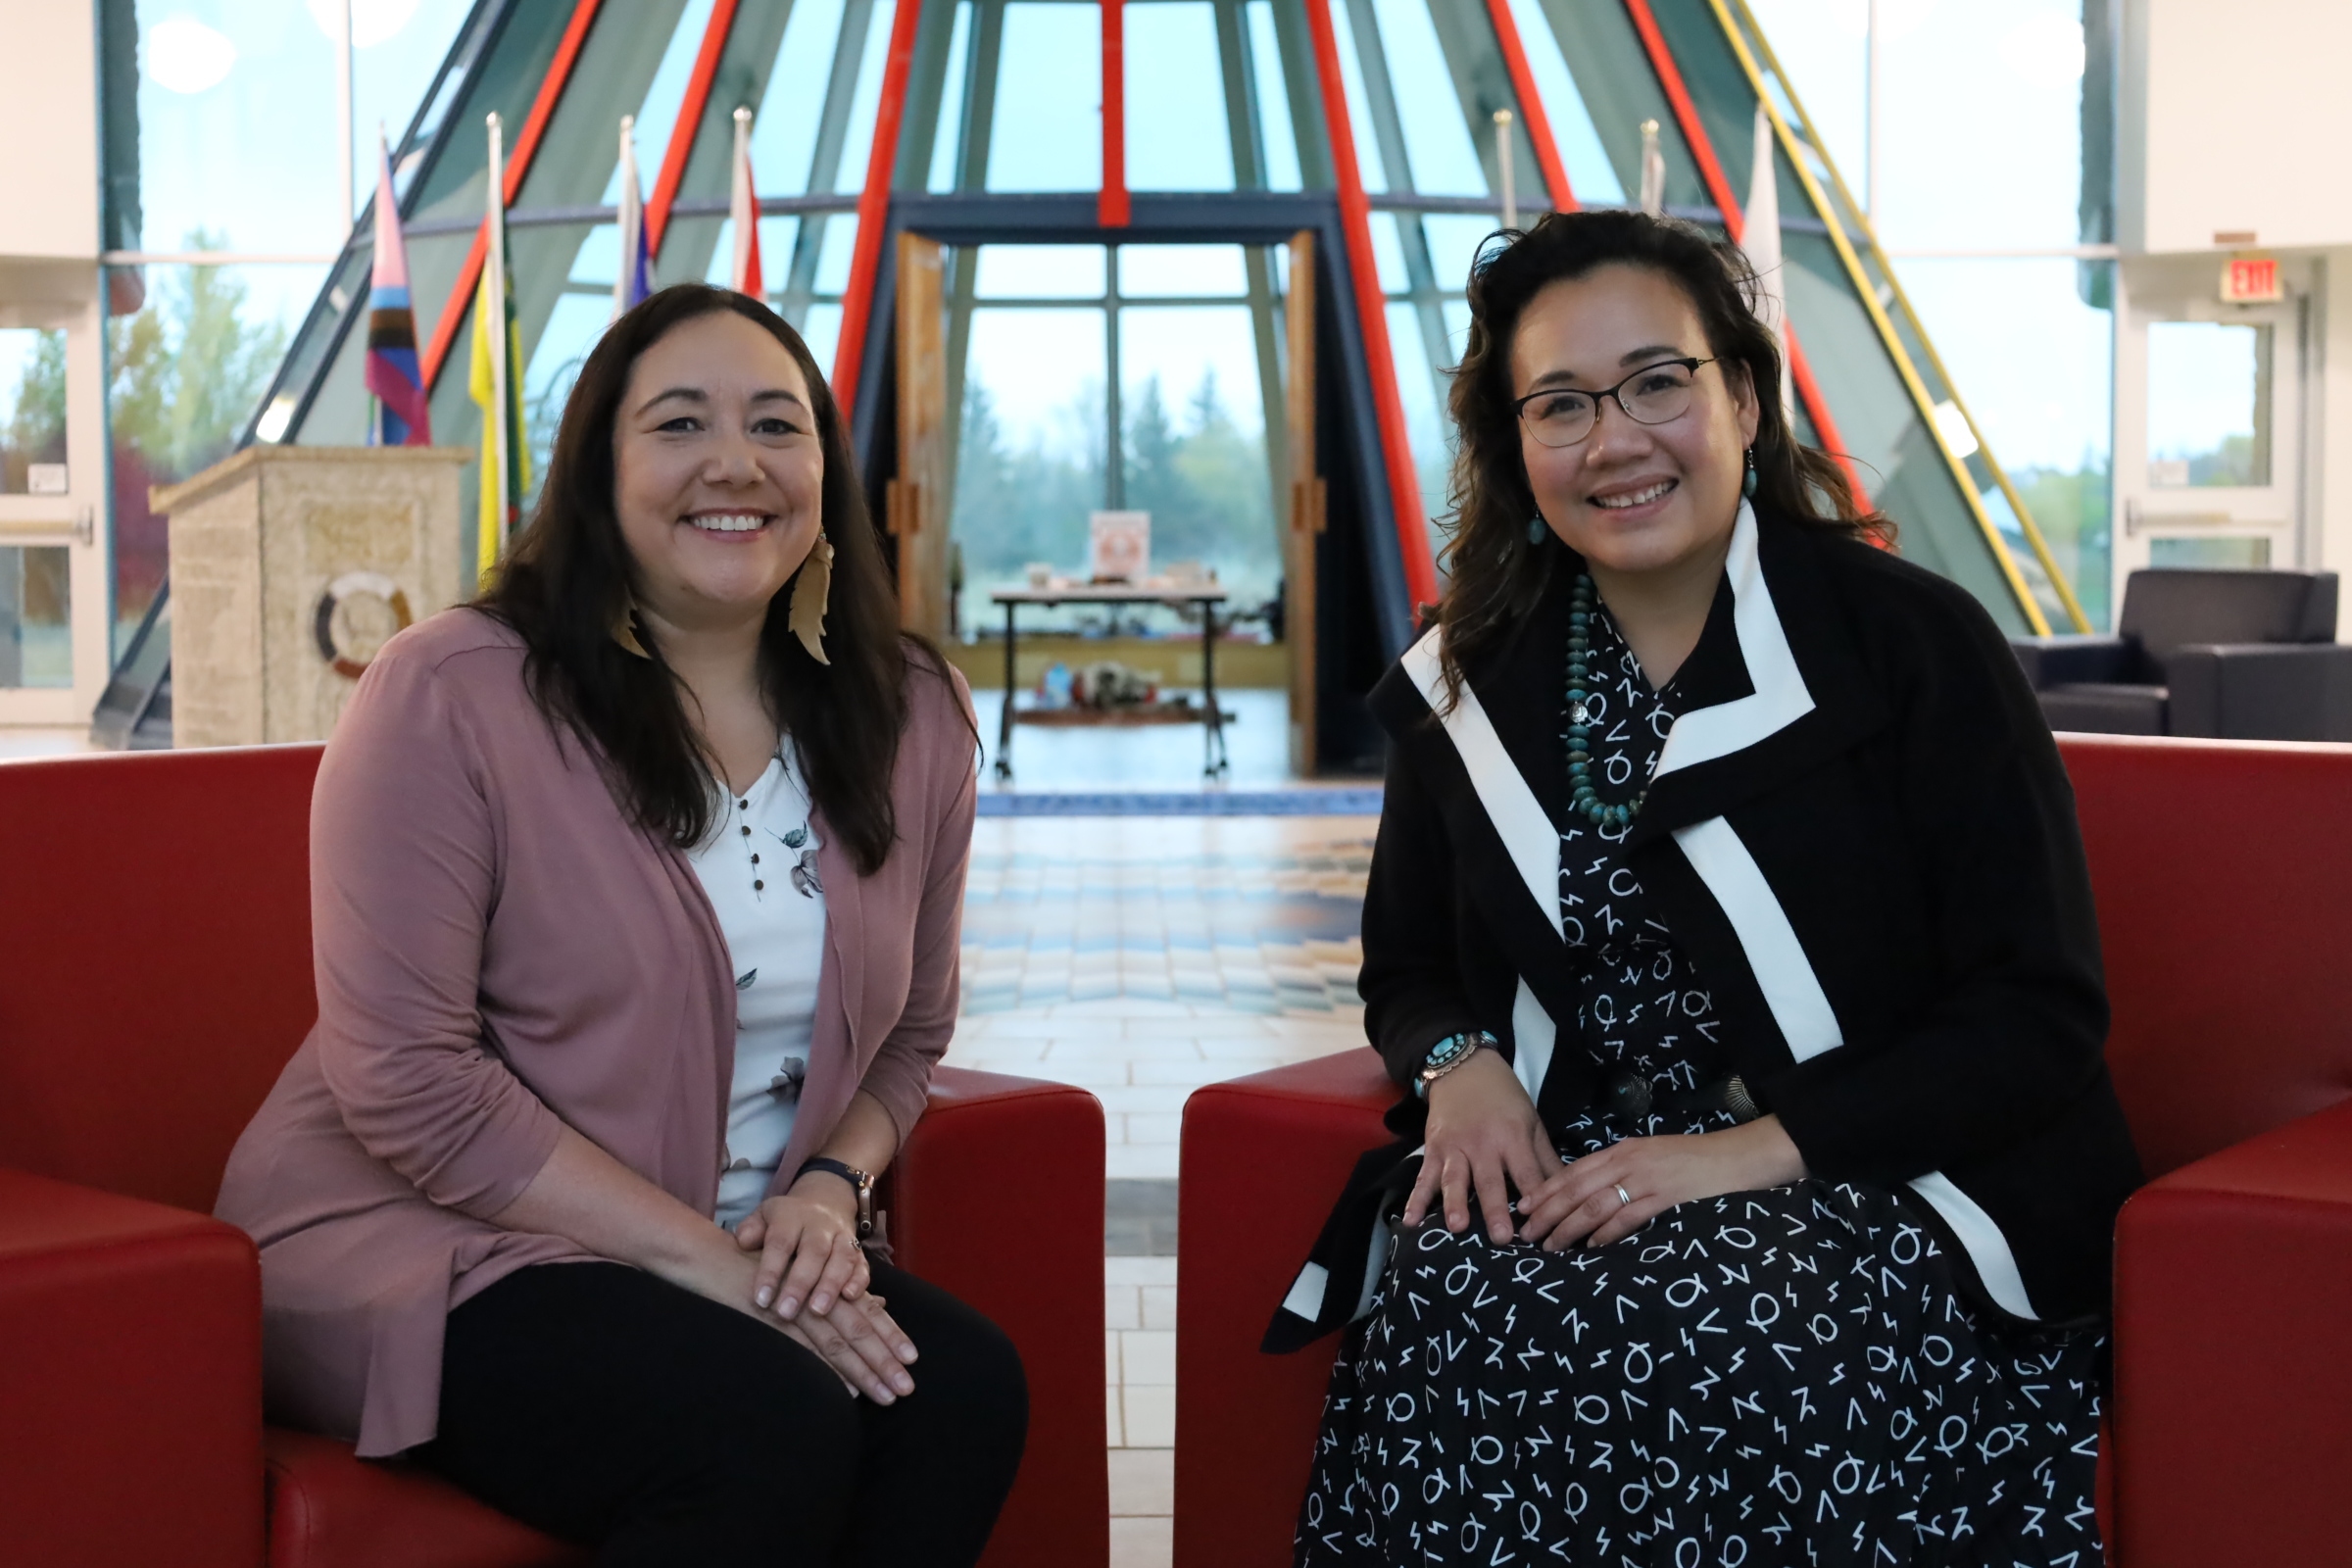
[
  {"xmin": 477, "ymin": 283, "xmax": 946, "ymax": 875},
  {"xmin": 1437, "ymin": 209, "xmax": 1887, "ymax": 700}
]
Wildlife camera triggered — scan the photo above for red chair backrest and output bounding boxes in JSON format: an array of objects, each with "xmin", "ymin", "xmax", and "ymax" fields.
[
  {"xmin": 2061, "ymin": 734, "xmax": 2352, "ymax": 1177},
  {"xmin": 0, "ymin": 745, "xmax": 322, "ymax": 1212}
]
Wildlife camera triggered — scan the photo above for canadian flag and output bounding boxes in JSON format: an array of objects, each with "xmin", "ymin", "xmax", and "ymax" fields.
[{"xmin": 729, "ymin": 105, "xmax": 762, "ymax": 300}]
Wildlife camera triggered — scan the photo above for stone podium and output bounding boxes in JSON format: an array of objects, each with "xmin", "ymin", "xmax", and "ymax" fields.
[{"xmin": 156, "ymin": 445, "xmax": 470, "ymax": 748}]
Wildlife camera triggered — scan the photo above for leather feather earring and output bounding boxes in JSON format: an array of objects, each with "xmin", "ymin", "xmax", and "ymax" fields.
[
  {"xmin": 1741, "ymin": 445, "xmax": 1759, "ymax": 499},
  {"xmin": 789, "ymin": 531, "xmax": 835, "ymax": 665},
  {"xmin": 612, "ymin": 601, "xmax": 651, "ymax": 659}
]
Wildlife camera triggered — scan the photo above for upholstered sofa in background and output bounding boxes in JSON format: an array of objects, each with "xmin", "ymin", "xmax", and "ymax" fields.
[
  {"xmin": 0, "ymin": 744, "xmax": 1107, "ymax": 1568},
  {"xmin": 1176, "ymin": 734, "xmax": 2352, "ymax": 1568},
  {"xmin": 2012, "ymin": 567, "xmax": 2352, "ymax": 739}
]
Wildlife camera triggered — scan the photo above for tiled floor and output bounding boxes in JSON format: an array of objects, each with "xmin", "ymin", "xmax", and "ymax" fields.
[
  {"xmin": 942, "ymin": 813, "xmax": 1376, "ymax": 1567},
  {"xmin": 0, "ymin": 726, "xmax": 96, "ymax": 760}
]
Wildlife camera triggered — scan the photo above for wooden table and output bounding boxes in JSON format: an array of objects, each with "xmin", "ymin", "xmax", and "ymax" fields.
[{"xmin": 988, "ymin": 584, "xmax": 1232, "ymax": 780}]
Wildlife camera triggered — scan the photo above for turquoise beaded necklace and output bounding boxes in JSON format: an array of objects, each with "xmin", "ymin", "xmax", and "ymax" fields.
[{"xmin": 1565, "ymin": 571, "xmax": 1645, "ymax": 830}]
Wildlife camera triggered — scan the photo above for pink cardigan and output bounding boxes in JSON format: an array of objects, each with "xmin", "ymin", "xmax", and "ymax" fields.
[{"xmin": 213, "ymin": 610, "xmax": 976, "ymax": 1457}]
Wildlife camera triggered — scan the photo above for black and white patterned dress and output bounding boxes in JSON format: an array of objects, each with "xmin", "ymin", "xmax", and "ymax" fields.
[{"xmin": 1298, "ymin": 606, "xmax": 2109, "ymax": 1567}]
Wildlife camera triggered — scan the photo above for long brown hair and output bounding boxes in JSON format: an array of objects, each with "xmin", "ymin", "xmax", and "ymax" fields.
[
  {"xmin": 1438, "ymin": 210, "xmax": 1886, "ymax": 701},
  {"xmin": 478, "ymin": 283, "xmax": 944, "ymax": 874}
]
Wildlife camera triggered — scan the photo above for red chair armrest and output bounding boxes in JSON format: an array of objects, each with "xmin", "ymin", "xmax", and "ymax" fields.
[
  {"xmin": 2113, "ymin": 1095, "xmax": 2352, "ymax": 1568},
  {"xmin": 1174, "ymin": 1051, "xmax": 1395, "ymax": 1568},
  {"xmin": 891, "ymin": 1065, "xmax": 1108, "ymax": 1568},
  {"xmin": 0, "ymin": 1166, "xmax": 265, "ymax": 1568}
]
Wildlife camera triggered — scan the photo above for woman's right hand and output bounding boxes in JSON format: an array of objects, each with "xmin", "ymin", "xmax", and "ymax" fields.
[{"xmin": 1401, "ymin": 1048, "xmax": 1560, "ymax": 1245}]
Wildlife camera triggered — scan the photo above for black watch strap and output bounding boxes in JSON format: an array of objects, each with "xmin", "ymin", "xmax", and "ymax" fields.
[{"xmin": 795, "ymin": 1156, "xmax": 875, "ymax": 1240}]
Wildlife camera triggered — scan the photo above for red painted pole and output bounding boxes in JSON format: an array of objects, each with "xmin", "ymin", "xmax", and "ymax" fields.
[
  {"xmin": 1481, "ymin": 0, "xmax": 1576, "ymax": 213},
  {"xmin": 1301, "ymin": 0, "xmax": 1440, "ymax": 615},
  {"xmin": 1099, "ymin": 0, "xmax": 1129, "ymax": 226},
  {"xmin": 829, "ymin": 0, "xmax": 925, "ymax": 415},
  {"xmin": 420, "ymin": 0, "xmax": 607, "ymax": 390},
  {"xmin": 645, "ymin": 0, "xmax": 743, "ymax": 257},
  {"xmin": 1616, "ymin": 0, "xmax": 1868, "ymax": 501}
]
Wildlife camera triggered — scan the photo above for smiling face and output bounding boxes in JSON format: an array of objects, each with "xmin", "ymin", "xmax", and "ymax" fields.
[
  {"xmin": 611, "ymin": 310, "xmax": 825, "ymax": 639},
  {"xmin": 1510, "ymin": 264, "xmax": 1758, "ymax": 580}
]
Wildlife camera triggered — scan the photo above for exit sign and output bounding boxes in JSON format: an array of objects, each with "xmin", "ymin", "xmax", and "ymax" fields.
[{"xmin": 2222, "ymin": 255, "xmax": 2282, "ymax": 304}]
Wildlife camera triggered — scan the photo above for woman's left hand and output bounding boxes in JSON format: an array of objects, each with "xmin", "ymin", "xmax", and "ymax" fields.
[
  {"xmin": 735, "ymin": 1179, "xmax": 868, "ymax": 1321},
  {"xmin": 1514, "ymin": 1115, "xmax": 1809, "ymax": 1251}
]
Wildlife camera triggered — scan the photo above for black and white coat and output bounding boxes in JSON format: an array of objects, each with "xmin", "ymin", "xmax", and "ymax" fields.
[{"xmin": 1277, "ymin": 503, "xmax": 2142, "ymax": 1347}]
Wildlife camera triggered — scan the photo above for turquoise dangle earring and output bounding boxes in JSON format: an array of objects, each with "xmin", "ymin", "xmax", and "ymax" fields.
[
  {"xmin": 1741, "ymin": 445, "xmax": 1759, "ymax": 499},
  {"xmin": 1528, "ymin": 513, "xmax": 1548, "ymax": 545}
]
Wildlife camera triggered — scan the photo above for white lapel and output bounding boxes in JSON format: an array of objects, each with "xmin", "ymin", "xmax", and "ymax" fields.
[
  {"xmin": 1400, "ymin": 631, "xmax": 1559, "ymax": 1102},
  {"xmin": 1653, "ymin": 500, "xmax": 1815, "ymax": 780}
]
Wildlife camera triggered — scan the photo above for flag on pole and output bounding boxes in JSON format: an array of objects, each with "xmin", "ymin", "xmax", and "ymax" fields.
[
  {"xmin": 364, "ymin": 130, "xmax": 430, "ymax": 446},
  {"xmin": 729, "ymin": 106, "xmax": 762, "ymax": 299},
  {"xmin": 470, "ymin": 112, "xmax": 529, "ymax": 585},
  {"xmin": 1638, "ymin": 119, "xmax": 1665, "ymax": 217},
  {"xmin": 613, "ymin": 114, "xmax": 652, "ymax": 321},
  {"xmin": 1742, "ymin": 101, "xmax": 1796, "ymax": 428}
]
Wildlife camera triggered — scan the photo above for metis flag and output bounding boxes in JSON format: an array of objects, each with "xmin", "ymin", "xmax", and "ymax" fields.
[
  {"xmin": 364, "ymin": 131, "xmax": 430, "ymax": 446},
  {"xmin": 729, "ymin": 106, "xmax": 762, "ymax": 299},
  {"xmin": 470, "ymin": 112, "xmax": 529, "ymax": 585},
  {"xmin": 613, "ymin": 114, "xmax": 652, "ymax": 322}
]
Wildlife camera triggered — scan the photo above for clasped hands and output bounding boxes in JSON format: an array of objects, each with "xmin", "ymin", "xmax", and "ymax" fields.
[
  {"xmin": 730, "ymin": 1176, "xmax": 918, "ymax": 1404},
  {"xmin": 1401, "ymin": 1049, "xmax": 1807, "ymax": 1250}
]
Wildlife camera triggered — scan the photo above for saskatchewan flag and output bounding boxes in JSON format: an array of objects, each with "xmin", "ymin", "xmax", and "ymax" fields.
[{"xmin": 469, "ymin": 112, "xmax": 529, "ymax": 586}]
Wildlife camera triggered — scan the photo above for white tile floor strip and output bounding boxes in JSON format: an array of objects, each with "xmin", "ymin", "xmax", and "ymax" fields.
[{"xmin": 949, "ymin": 818, "xmax": 1382, "ymax": 1567}]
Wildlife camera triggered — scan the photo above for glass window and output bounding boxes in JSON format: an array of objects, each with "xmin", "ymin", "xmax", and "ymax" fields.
[
  {"xmin": 1419, "ymin": 216, "xmax": 1497, "ymax": 298},
  {"xmin": 2147, "ymin": 321, "xmax": 2271, "ymax": 489},
  {"xmin": 1119, "ymin": 305, "xmax": 1278, "ymax": 603},
  {"xmin": 518, "ymin": 275, "xmax": 612, "ymax": 502},
  {"xmin": 1124, "ymin": 2, "xmax": 1233, "ymax": 192},
  {"xmin": 2151, "ymin": 536, "xmax": 2269, "ymax": 568},
  {"xmin": 0, "ymin": 327, "xmax": 67, "ymax": 496},
  {"xmin": 605, "ymin": 0, "xmax": 719, "ymax": 203},
  {"xmin": 987, "ymin": 3, "xmax": 1101, "ymax": 192},
  {"xmin": 1367, "ymin": 0, "xmax": 1486, "ymax": 196},
  {"xmin": 1120, "ymin": 246, "xmax": 1248, "ymax": 299},
  {"xmin": 1245, "ymin": 1, "xmax": 1303, "ymax": 192},
  {"xmin": 1897, "ymin": 257, "xmax": 2114, "ymax": 625},
  {"xmin": 975, "ymin": 246, "xmax": 1106, "ymax": 300},
  {"xmin": 1385, "ymin": 301, "xmax": 1454, "ymax": 553},
  {"xmin": 954, "ymin": 307, "xmax": 1108, "ymax": 629},
  {"xmin": 1329, "ymin": 0, "xmax": 1387, "ymax": 192},
  {"xmin": 0, "ymin": 546, "xmax": 72, "ymax": 690},
  {"xmin": 352, "ymin": 0, "xmax": 494, "ymax": 196},
  {"xmin": 1366, "ymin": 213, "xmax": 1409, "ymax": 293},
  {"xmin": 134, "ymin": 2, "xmax": 343, "ymax": 253},
  {"xmin": 927, "ymin": 1, "xmax": 974, "ymax": 192},
  {"xmin": 833, "ymin": 0, "xmax": 899, "ymax": 194},
  {"xmin": 1503, "ymin": 0, "xmax": 1626, "ymax": 206},
  {"xmin": 109, "ymin": 261, "xmax": 326, "ymax": 637}
]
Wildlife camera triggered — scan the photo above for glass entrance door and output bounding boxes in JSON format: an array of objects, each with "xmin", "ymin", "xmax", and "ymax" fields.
[
  {"xmin": 0, "ymin": 295, "xmax": 110, "ymax": 727},
  {"xmin": 2114, "ymin": 259, "xmax": 2307, "ymax": 589}
]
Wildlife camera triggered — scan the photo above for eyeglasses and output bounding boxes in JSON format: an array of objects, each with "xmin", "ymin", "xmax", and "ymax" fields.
[{"xmin": 1511, "ymin": 358, "xmax": 1718, "ymax": 449}]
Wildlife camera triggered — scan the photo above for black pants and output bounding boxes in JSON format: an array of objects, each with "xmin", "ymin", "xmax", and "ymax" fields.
[{"xmin": 416, "ymin": 1259, "xmax": 1027, "ymax": 1567}]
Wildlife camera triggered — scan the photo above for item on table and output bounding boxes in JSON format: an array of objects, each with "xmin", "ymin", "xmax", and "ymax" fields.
[
  {"xmin": 1072, "ymin": 662, "xmax": 1159, "ymax": 710},
  {"xmin": 1089, "ymin": 511, "xmax": 1151, "ymax": 584},
  {"xmin": 1039, "ymin": 662, "xmax": 1074, "ymax": 709}
]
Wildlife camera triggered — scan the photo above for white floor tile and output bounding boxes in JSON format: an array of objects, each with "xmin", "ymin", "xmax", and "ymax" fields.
[
  {"xmin": 1140, "ymin": 1284, "xmax": 1178, "ymax": 1331},
  {"xmin": 1104, "ymin": 1256, "xmax": 1179, "ymax": 1286},
  {"xmin": 1105, "ymin": 1144, "xmax": 1179, "ymax": 1179},
  {"xmin": 1104, "ymin": 1383, "xmax": 1124, "ymax": 1446},
  {"xmin": 1119, "ymin": 1329, "xmax": 1176, "ymax": 1386},
  {"xmin": 1109, "ymin": 1514, "xmax": 1174, "ymax": 1568},
  {"xmin": 1121, "ymin": 1385, "xmax": 1177, "ymax": 1447},
  {"xmin": 1107, "ymin": 1447, "xmax": 1175, "ymax": 1517}
]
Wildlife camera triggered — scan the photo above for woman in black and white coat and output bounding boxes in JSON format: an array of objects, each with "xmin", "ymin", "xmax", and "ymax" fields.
[{"xmin": 1283, "ymin": 212, "xmax": 2141, "ymax": 1567}]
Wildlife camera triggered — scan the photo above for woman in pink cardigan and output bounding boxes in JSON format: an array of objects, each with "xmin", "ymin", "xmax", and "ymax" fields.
[{"xmin": 215, "ymin": 285, "xmax": 1021, "ymax": 1564}]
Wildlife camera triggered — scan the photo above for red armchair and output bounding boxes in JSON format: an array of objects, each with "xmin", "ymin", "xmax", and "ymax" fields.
[
  {"xmin": 0, "ymin": 744, "xmax": 1106, "ymax": 1568},
  {"xmin": 1175, "ymin": 734, "xmax": 2352, "ymax": 1568}
]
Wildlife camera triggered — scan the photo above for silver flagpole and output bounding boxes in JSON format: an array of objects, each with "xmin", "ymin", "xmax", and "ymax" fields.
[
  {"xmin": 485, "ymin": 111, "xmax": 511, "ymax": 566},
  {"xmin": 1493, "ymin": 110, "xmax": 1517, "ymax": 231}
]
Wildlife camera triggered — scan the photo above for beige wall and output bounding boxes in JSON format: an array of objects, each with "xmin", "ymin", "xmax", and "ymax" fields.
[
  {"xmin": 2122, "ymin": 0, "xmax": 2352, "ymax": 255},
  {"xmin": 0, "ymin": 0, "xmax": 98, "ymax": 263}
]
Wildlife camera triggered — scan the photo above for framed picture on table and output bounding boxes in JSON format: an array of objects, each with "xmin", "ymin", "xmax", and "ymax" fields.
[{"xmin": 1089, "ymin": 511, "xmax": 1150, "ymax": 583}]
